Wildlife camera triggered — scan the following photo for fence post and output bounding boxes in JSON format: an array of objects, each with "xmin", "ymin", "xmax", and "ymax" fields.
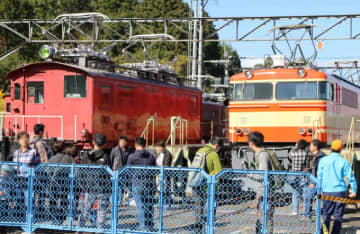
[
  {"xmin": 158, "ymin": 167, "xmax": 165, "ymax": 233},
  {"xmin": 315, "ymin": 182, "xmax": 322, "ymax": 233},
  {"xmin": 68, "ymin": 164, "xmax": 75, "ymax": 229},
  {"xmin": 25, "ymin": 167, "xmax": 34, "ymax": 233},
  {"xmin": 262, "ymin": 171, "xmax": 269, "ymax": 234},
  {"xmin": 206, "ymin": 175, "xmax": 216, "ymax": 234},
  {"xmin": 111, "ymin": 170, "xmax": 119, "ymax": 234},
  {"xmin": 0, "ymin": 114, "xmax": 3, "ymax": 142}
]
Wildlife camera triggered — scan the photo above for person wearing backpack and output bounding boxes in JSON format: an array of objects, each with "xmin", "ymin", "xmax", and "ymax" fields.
[
  {"xmin": 189, "ymin": 137, "xmax": 222, "ymax": 233},
  {"xmin": 31, "ymin": 123, "xmax": 52, "ymax": 162},
  {"xmin": 248, "ymin": 131, "xmax": 276, "ymax": 234},
  {"xmin": 288, "ymin": 139, "xmax": 311, "ymax": 215},
  {"xmin": 30, "ymin": 124, "xmax": 53, "ymax": 222}
]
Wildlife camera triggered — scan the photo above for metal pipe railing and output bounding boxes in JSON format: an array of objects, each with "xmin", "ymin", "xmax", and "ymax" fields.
[
  {"xmin": 140, "ymin": 115, "xmax": 155, "ymax": 148},
  {"xmin": 0, "ymin": 115, "xmax": 64, "ymax": 140}
]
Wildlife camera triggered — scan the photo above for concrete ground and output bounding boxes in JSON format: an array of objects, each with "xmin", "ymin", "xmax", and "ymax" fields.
[
  {"xmin": 2, "ymin": 205, "xmax": 358, "ymax": 234},
  {"xmin": 341, "ymin": 206, "xmax": 360, "ymax": 234},
  {"xmin": 1, "ymin": 199, "xmax": 358, "ymax": 234}
]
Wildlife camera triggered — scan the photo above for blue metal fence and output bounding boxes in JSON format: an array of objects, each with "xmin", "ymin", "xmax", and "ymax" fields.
[{"xmin": 0, "ymin": 162, "xmax": 320, "ymax": 233}]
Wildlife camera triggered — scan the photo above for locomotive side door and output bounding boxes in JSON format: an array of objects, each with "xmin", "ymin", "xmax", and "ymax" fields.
[
  {"xmin": 335, "ymin": 83, "xmax": 341, "ymax": 139},
  {"xmin": 11, "ymin": 75, "xmax": 26, "ymax": 115}
]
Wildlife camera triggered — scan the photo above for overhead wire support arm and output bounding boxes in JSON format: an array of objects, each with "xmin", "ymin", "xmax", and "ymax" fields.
[
  {"xmin": 1, "ymin": 13, "xmax": 360, "ymax": 44},
  {"xmin": 238, "ymin": 19, "xmax": 271, "ymax": 41},
  {"xmin": 314, "ymin": 17, "xmax": 348, "ymax": 40}
]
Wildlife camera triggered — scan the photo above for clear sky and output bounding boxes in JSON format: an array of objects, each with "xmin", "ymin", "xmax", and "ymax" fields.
[{"xmin": 184, "ymin": 0, "xmax": 360, "ymax": 64}]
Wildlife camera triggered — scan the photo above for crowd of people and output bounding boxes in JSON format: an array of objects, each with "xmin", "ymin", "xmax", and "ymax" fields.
[
  {"xmin": 0, "ymin": 124, "xmax": 358, "ymax": 234},
  {"xmin": 2, "ymin": 124, "xmax": 182, "ymax": 233},
  {"xmin": 247, "ymin": 131, "xmax": 357, "ymax": 234}
]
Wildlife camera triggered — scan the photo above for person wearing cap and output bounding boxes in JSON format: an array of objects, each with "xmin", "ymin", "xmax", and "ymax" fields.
[
  {"xmin": 77, "ymin": 134, "xmax": 110, "ymax": 234},
  {"xmin": 318, "ymin": 139, "xmax": 358, "ymax": 234}
]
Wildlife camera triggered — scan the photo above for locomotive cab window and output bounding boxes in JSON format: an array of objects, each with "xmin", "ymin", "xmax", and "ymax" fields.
[
  {"xmin": 233, "ymin": 83, "xmax": 273, "ymax": 101},
  {"xmin": 228, "ymin": 84, "xmax": 234, "ymax": 100},
  {"xmin": 342, "ymin": 88, "xmax": 358, "ymax": 108},
  {"xmin": 318, "ymin": 81, "xmax": 334, "ymax": 101},
  {"xmin": 27, "ymin": 82, "xmax": 44, "ymax": 104},
  {"xmin": 6, "ymin": 103, "xmax": 11, "ymax": 113},
  {"xmin": 100, "ymin": 85, "xmax": 113, "ymax": 109},
  {"xmin": 276, "ymin": 82, "xmax": 317, "ymax": 100},
  {"xmin": 64, "ymin": 75, "xmax": 86, "ymax": 98},
  {"xmin": 14, "ymin": 83, "xmax": 21, "ymax": 100},
  {"xmin": 276, "ymin": 81, "xmax": 334, "ymax": 100}
]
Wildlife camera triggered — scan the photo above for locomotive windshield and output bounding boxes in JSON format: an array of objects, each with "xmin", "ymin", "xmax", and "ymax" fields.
[
  {"xmin": 64, "ymin": 75, "xmax": 87, "ymax": 98},
  {"xmin": 233, "ymin": 83, "xmax": 273, "ymax": 101},
  {"xmin": 14, "ymin": 83, "xmax": 21, "ymax": 100},
  {"xmin": 276, "ymin": 81, "xmax": 333, "ymax": 100},
  {"xmin": 27, "ymin": 82, "xmax": 44, "ymax": 104}
]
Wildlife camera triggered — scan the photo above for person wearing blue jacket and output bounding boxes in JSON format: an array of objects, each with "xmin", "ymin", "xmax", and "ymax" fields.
[{"xmin": 318, "ymin": 139, "xmax": 358, "ymax": 234}]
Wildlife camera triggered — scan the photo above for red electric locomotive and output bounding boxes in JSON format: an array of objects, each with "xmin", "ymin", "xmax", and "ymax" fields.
[{"xmin": 2, "ymin": 61, "xmax": 208, "ymax": 147}]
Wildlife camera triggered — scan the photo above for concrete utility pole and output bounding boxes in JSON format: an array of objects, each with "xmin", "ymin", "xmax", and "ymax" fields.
[
  {"xmin": 197, "ymin": 0, "xmax": 204, "ymax": 90},
  {"xmin": 191, "ymin": 0, "xmax": 198, "ymax": 88},
  {"xmin": 224, "ymin": 42, "xmax": 230, "ymax": 86}
]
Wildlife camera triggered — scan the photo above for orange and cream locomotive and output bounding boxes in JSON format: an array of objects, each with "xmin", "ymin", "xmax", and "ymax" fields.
[{"xmin": 228, "ymin": 68, "xmax": 360, "ymax": 145}]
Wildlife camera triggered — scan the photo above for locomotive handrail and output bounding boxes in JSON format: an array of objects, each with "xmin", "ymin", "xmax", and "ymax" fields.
[
  {"xmin": 140, "ymin": 115, "xmax": 155, "ymax": 148},
  {"xmin": 278, "ymin": 104, "xmax": 327, "ymax": 108},
  {"xmin": 0, "ymin": 114, "xmax": 64, "ymax": 140},
  {"xmin": 166, "ymin": 117, "xmax": 188, "ymax": 159}
]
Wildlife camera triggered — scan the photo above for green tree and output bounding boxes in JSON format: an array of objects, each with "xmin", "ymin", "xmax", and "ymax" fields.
[
  {"xmin": 31, "ymin": 0, "xmax": 94, "ymax": 18},
  {"xmin": 0, "ymin": 0, "xmax": 35, "ymax": 92},
  {"xmin": 0, "ymin": 0, "xmax": 240, "ymax": 93},
  {"xmin": 92, "ymin": 0, "xmax": 139, "ymax": 59}
]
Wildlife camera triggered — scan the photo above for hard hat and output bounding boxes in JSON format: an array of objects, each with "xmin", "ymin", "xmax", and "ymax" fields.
[{"xmin": 331, "ymin": 139, "xmax": 343, "ymax": 151}]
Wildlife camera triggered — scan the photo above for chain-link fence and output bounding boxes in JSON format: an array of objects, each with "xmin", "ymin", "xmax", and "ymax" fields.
[{"xmin": 0, "ymin": 162, "xmax": 320, "ymax": 233}]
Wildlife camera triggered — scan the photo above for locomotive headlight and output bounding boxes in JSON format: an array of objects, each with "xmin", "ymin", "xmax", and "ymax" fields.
[
  {"xmin": 298, "ymin": 127, "xmax": 306, "ymax": 135},
  {"xmin": 297, "ymin": 68, "xmax": 306, "ymax": 78},
  {"xmin": 307, "ymin": 128, "xmax": 313, "ymax": 135},
  {"xmin": 244, "ymin": 128, "xmax": 250, "ymax": 135},
  {"xmin": 81, "ymin": 128, "xmax": 89, "ymax": 137},
  {"xmin": 245, "ymin": 70, "xmax": 253, "ymax": 79},
  {"xmin": 236, "ymin": 128, "xmax": 243, "ymax": 136},
  {"xmin": 39, "ymin": 45, "xmax": 55, "ymax": 60}
]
